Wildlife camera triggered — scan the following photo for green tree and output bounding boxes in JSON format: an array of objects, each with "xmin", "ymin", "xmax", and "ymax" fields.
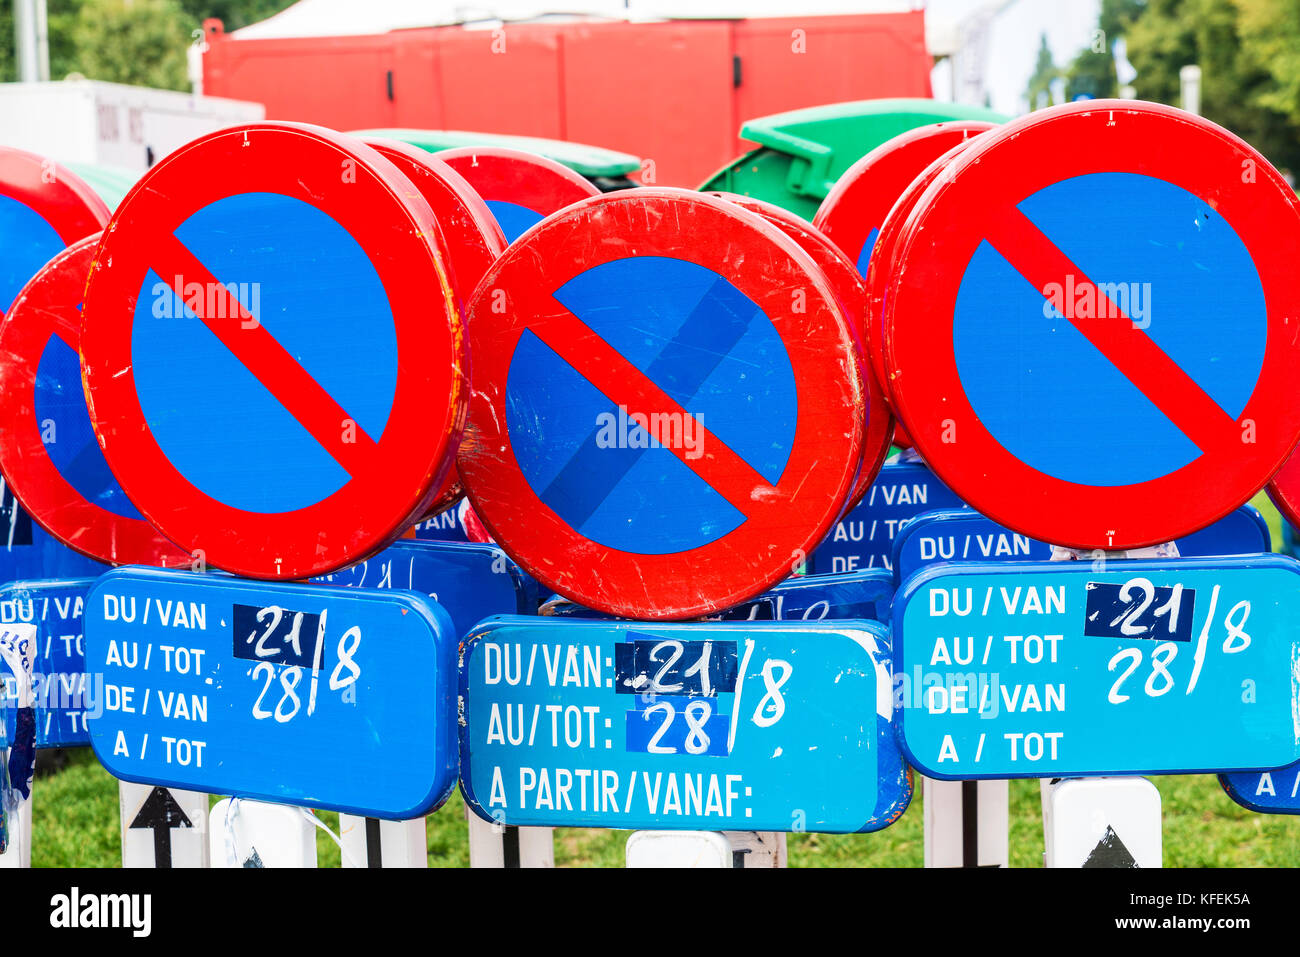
[
  {"xmin": 1065, "ymin": 0, "xmax": 1145, "ymax": 100},
  {"xmin": 1025, "ymin": 33, "xmax": 1060, "ymax": 110},
  {"xmin": 1125, "ymin": 0, "xmax": 1300, "ymax": 173},
  {"xmin": 176, "ymin": 1, "xmax": 295, "ymax": 31},
  {"xmin": 65, "ymin": 0, "xmax": 191, "ymax": 89}
]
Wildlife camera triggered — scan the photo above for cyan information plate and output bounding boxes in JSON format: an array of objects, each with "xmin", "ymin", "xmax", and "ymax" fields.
[
  {"xmin": 460, "ymin": 617, "xmax": 910, "ymax": 832},
  {"xmin": 807, "ymin": 462, "xmax": 962, "ymax": 575},
  {"xmin": 84, "ymin": 567, "xmax": 458, "ymax": 818},
  {"xmin": 313, "ymin": 540, "xmax": 537, "ymax": 634},
  {"xmin": 894, "ymin": 556, "xmax": 1300, "ymax": 779},
  {"xmin": 892, "ymin": 505, "xmax": 1270, "ymax": 584},
  {"xmin": 0, "ymin": 579, "xmax": 93, "ymax": 748}
]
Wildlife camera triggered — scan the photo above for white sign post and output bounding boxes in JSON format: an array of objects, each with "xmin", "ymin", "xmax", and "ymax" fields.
[
  {"xmin": 465, "ymin": 808, "xmax": 554, "ymax": 868},
  {"xmin": 209, "ymin": 798, "xmax": 315, "ymax": 868},
  {"xmin": 724, "ymin": 831, "xmax": 787, "ymax": 868},
  {"xmin": 119, "ymin": 781, "xmax": 208, "ymax": 868},
  {"xmin": 1041, "ymin": 776, "xmax": 1161, "ymax": 868},
  {"xmin": 626, "ymin": 831, "xmax": 732, "ymax": 868},
  {"xmin": 923, "ymin": 777, "xmax": 1008, "ymax": 868},
  {"xmin": 338, "ymin": 814, "xmax": 426, "ymax": 868}
]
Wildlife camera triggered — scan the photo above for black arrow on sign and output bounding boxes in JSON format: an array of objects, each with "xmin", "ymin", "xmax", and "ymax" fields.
[
  {"xmin": 1082, "ymin": 825, "xmax": 1139, "ymax": 868},
  {"xmin": 129, "ymin": 786, "xmax": 193, "ymax": 869}
]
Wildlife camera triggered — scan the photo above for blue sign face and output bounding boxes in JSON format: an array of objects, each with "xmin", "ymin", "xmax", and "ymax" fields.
[
  {"xmin": 892, "ymin": 505, "xmax": 1271, "ymax": 584},
  {"xmin": 0, "ymin": 194, "xmax": 66, "ymax": 312},
  {"xmin": 459, "ymin": 617, "xmax": 910, "ymax": 832},
  {"xmin": 1221, "ymin": 763, "xmax": 1300, "ymax": 814},
  {"xmin": 486, "ymin": 200, "xmax": 544, "ymax": 245},
  {"xmin": 807, "ymin": 462, "xmax": 963, "ymax": 575},
  {"xmin": 313, "ymin": 540, "xmax": 537, "ymax": 635},
  {"xmin": 0, "ymin": 579, "xmax": 94, "ymax": 748},
  {"xmin": 894, "ymin": 557, "xmax": 1300, "ymax": 778},
  {"xmin": 84, "ymin": 568, "xmax": 458, "ymax": 819},
  {"xmin": 758, "ymin": 570, "xmax": 893, "ymax": 624},
  {"xmin": 0, "ymin": 485, "xmax": 108, "ymax": 581},
  {"xmin": 507, "ymin": 256, "xmax": 797, "ymax": 556}
]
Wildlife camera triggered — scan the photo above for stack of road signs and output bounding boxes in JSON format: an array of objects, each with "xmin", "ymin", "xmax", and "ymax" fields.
[{"xmin": 7, "ymin": 95, "xmax": 1300, "ymax": 868}]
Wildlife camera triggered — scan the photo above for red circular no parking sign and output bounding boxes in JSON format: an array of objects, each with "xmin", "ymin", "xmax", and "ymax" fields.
[
  {"xmin": 458, "ymin": 189, "xmax": 864, "ymax": 619},
  {"xmin": 886, "ymin": 101, "xmax": 1300, "ymax": 548},
  {"xmin": 80, "ymin": 123, "xmax": 465, "ymax": 579},
  {"xmin": 437, "ymin": 146, "xmax": 599, "ymax": 244},
  {"xmin": 814, "ymin": 121, "xmax": 994, "ymax": 420},
  {"xmin": 0, "ymin": 235, "xmax": 189, "ymax": 567},
  {"xmin": 365, "ymin": 137, "xmax": 506, "ymax": 519}
]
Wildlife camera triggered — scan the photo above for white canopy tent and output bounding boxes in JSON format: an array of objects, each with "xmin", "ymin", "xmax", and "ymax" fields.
[{"xmin": 231, "ymin": 0, "xmax": 922, "ymax": 39}]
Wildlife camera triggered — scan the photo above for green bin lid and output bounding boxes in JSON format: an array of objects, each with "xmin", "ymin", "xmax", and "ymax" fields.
[
  {"xmin": 64, "ymin": 161, "xmax": 140, "ymax": 212},
  {"xmin": 352, "ymin": 129, "xmax": 641, "ymax": 179},
  {"xmin": 700, "ymin": 99, "xmax": 1010, "ymax": 217}
]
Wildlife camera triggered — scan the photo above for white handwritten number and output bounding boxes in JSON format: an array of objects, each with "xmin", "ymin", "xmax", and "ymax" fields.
[
  {"xmin": 1112, "ymin": 578, "xmax": 1155, "ymax": 636},
  {"xmin": 648, "ymin": 640, "xmax": 684, "ymax": 693},
  {"xmin": 250, "ymin": 662, "xmax": 303, "ymax": 721},
  {"xmin": 1107, "ymin": 647, "xmax": 1142, "ymax": 704},
  {"xmin": 1223, "ymin": 601, "xmax": 1252, "ymax": 654},
  {"xmin": 645, "ymin": 702, "xmax": 675, "ymax": 753},
  {"xmin": 328, "ymin": 625, "xmax": 362, "ymax": 691},
  {"xmin": 683, "ymin": 700, "xmax": 712, "ymax": 754},
  {"xmin": 1151, "ymin": 583, "xmax": 1184, "ymax": 635},
  {"xmin": 251, "ymin": 661, "xmax": 275, "ymax": 719},
  {"xmin": 681, "ymin": 641, "xmax": 712, "ymax": 696},
  {"xmin": 1143, "ymin": 642, "xmax": 1178, "ymax": 697},
  {"xmin": 250, "ymin": 606, "xmax": 283, "ymax": 657},
  {"xmin": 752, "ymin": 659, "xmax": 792, "ymax": 728}
]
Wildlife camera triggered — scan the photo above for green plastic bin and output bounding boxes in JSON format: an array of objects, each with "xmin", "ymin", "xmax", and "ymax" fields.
[
  {"xmin": 65, "ymin": 161, "xmax": 141, "ymax": 212},
  {"xmin": 352, "ymin": 129, "xmax": 642, "ymax": 191},
  {"xmin": 699, "ymin": 99, "xmax": 1010, "ymax": 219}
]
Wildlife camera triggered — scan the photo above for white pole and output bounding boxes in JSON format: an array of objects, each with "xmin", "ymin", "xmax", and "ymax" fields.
[
  {"xmin": 465, "ymin": 808, "xmax": 554, "ymax": 868},
  {"xmin": 923, "ymin": 777, "xmax": 1008, "ymax": 868},
  {"xmin": 1180, "ymin": 64, "xmax": 1203, "ymax": 116},
  {"xmin": 338, "ymin": 814, "xmax": 427, "ymax": 868},
  {"xmin": 626, "ymin": 831, "xmax": 732, "ymax": 867},
  {"xmin": 208, "ymin": 798, "xmax": 315, "ymax": 868}
]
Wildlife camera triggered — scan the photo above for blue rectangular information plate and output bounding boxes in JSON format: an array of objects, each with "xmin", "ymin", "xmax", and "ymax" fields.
[
  {"xmin": 313, "ymin": 540, "xmax": 537, "ymax": 634},
  {"xmin": 0, "ymin": 579, "xmax": 94, "ymax": 748},
  {"xmin": 807, "ymin": 463, "xmax": 962, "ymax": 575},
  {"xmin": 1221, "ymin": 762, "xmax": 1300, "ymax": 814},
  {"xmin": 460, "ymin": 617, "xmax": 910, "ymax": 832},
  {"xmin": 84, "ymin": 567, "xmax": 458, "ymax": 819},
  {"xmin": 893, "ymin": 556, "xmax": 1300, "ymax": 778},
  {"xmin": 892, "ymin": 506, "xmax": 1270, "ymax": 585}
]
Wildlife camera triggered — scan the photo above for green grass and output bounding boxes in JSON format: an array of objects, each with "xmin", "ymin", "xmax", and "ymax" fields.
[
  {"xmin": 26, "ymin": 750, "xmax": 1300, "ymax": 867},
  {"xmin": 25, "ymin": 495, "xmax": 1296, "ymax": 867}
]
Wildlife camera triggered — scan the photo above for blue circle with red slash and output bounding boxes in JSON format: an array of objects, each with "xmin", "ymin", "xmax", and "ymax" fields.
[
  {"xmin": 505, "ymin": 255, "xmax": 797, "ymax": 554},
  {"xmin": 460, "ymin": 189, "xmax": 864, "ymax": 620},
  {"xmin": 80, "ymin": 124, "xmax": 464, "ymax": 580},
  {"xmin": 886, "ymin": 101, "xmax": 1300, "ymax": 549}
]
